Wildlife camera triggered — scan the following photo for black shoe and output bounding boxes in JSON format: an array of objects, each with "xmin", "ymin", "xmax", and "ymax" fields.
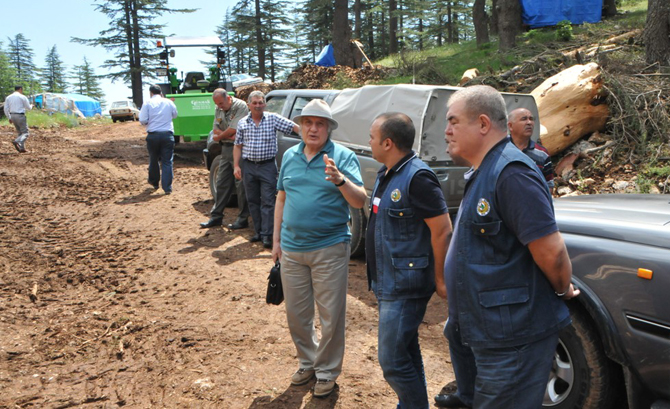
[
  {"xmin": 228, "ymin": 219, "xmax": 249, "ymax": 230},
  {"xmin": 434, "ymin": 393, "xmax": 470, "ymax": 408},
  {"xmin": 250, "ymin": 234, "xmax": 262, "ymax": 243},
  {"xmin": 200, "ymin": 218, "xmax": 223, "ymax": 228},
  {"xmin": 262, "ymin": 236, "xmax": 273, "ymax": 249}
]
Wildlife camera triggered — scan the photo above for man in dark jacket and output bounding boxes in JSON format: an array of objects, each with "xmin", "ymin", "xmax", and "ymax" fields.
[
  {"xmin": 366, "ymin": 112, "xmax": 452, "ymax": 408},
  {"xmin": 441, "ymin": 85, "xmax": 578, "ymax": 408}
]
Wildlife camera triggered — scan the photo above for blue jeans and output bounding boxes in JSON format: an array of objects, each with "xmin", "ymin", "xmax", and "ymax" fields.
[
  {"xmin": 146, "ymin": 131, "xmax": 174, "ymax": 193},
  {"xmin": 444, "ymin": 318, "xmax": 476, "ymax": 407},
  {"xmin": 471, "ymin": 332, "xmax": 559, "ymax": 408},
  {"xmin": 378, "ymin": 296, "xmax": 431, "ymax": 409}
]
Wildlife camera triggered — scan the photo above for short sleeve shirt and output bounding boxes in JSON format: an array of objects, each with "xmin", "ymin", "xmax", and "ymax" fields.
[
  {"xmin": 213, "ymin": 97, "xmax": 248, "ymax": 141},
  {"xmin": 277, "ymin": 139, "xmax": 364, "ymax": 252}
]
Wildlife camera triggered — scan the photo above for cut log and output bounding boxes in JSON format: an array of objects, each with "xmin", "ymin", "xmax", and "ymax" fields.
[
  {"xmin": 532, "ymin": 63, "xmax": 609, "ymax": 155},
  {"xmin": 459, "ymin": 68, "xmax": 480, "ymax": 86}
]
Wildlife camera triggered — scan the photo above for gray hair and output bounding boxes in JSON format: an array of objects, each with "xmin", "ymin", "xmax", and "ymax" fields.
[
  {"xmin": 212, "ymin": 88, "xmax": 228, "ymax": 99},
  {"xmin": 248, "ymin": 90, "xmax": 265, "ymax": 103},
  {"xmin": 448, "ymin": 85, "xmax": 508, "ymax": 131}
]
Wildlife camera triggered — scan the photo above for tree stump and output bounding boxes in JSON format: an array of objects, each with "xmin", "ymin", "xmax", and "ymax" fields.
[{"xmin": 532, "ymin": 63, "xmax": 609, "ymax": 156}]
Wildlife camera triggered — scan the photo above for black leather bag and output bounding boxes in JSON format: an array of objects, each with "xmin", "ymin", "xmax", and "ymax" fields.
[{"xmin": 266, "ymin": 261, "xmax": 284, "ymax": 305}]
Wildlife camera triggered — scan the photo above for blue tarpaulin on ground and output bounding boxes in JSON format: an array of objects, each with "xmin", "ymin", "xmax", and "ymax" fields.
[
  {"xmin": 315, "ymin": 44, "xmax": 336, "ymax": 67},
  {"xmin": 521, "ymin": 0, "xmax": 602, "ymax": 28},
  {"xmin": 34, "ymin": 93, "xmax": 102, "ymax": 117}
]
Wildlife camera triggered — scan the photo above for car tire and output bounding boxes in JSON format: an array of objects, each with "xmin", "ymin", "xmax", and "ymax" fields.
[
  {"xmin": 209, "ymin": 155, "xmax": 221, "ymax": 199},
  {"xmin": 349, "ymin": 206, "xmax": 366, "ymax": 258},
  {"xmin": 543, "ymin": 304, "xmax": 621, "ymax": 409},
  {"xmin": 112, "ymin": 118, "xmax": 117, "ymax": 123},
  {"xmin": 208, "ymin": 155, "xmax": 237, "ymax": 207}
]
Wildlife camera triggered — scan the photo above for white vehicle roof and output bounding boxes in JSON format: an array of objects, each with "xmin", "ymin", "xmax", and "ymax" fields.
[{"xmin": 330, "ymin": 84, "xmax": 540, "ymax": 162}]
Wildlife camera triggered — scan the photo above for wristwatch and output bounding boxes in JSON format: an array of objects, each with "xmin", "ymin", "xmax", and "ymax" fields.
[{"xmin": 335, "ymin": 177, "xmax": 347, "ymax": 187}]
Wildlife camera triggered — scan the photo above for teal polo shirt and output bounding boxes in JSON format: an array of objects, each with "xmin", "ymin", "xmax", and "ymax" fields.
[{"xmin": 277, "ymin": 139, "xmax": 364, "ymax": 252}]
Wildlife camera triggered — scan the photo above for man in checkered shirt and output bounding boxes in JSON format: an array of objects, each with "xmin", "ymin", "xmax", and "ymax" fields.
[{"xmin": 234, "ymin": 91, "xmax": 300, "ymax": 248}]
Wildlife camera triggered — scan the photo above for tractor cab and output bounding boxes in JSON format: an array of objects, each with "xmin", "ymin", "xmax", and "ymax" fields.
[{"xmin": 153, "ymin": 36, "xmax": 234, "ymax": 143}]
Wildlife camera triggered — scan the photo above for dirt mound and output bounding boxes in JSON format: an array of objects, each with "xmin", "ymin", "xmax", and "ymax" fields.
[{"xmin": 277, "ymin": 64, "xmax": 388, "ymax": 89}]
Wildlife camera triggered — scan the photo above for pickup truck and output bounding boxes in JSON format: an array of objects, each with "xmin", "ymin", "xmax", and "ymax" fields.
[
  {"xmin": 204, "ymin": 84, "xmax": 540, "ymax": 256},
  {"xmin": 548, "ymin": 194, "xmax": 670, "ymax": 409}
]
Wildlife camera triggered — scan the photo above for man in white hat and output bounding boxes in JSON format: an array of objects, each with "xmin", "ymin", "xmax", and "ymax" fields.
[{"xmin": 272, "ymin": 99, "xmax": 366, "ymax": 398}]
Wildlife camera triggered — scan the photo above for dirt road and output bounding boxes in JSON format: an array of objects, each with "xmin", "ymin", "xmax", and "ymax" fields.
[{"xmin": 0, "ymin": 122, "xmax": 454, "ymax": 408}]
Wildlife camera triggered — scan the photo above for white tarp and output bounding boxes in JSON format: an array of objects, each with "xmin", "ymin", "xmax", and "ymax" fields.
[{"xmin": 330, "ymin": 84, "xmax": 540, "ymax": 162}]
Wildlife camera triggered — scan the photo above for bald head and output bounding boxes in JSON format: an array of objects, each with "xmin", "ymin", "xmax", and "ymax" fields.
[{"xmin": 508, "ymin": 108, "xmax": 535, "ymax": 145}]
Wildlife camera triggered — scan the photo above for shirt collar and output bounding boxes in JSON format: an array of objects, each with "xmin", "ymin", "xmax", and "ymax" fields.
[
  {"xmin": 377, "ymin": 151, "xmax": 417, "ymax": 176},
  {"xmin": 246, "ymin": 111, "xmax": 268, "ymax": 123},
  {"xmin": 297, "ymin": 139, "xmax": 334, "ymax": 159}
]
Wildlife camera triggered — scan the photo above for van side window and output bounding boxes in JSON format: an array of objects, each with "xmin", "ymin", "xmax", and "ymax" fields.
[
  {"xmin": 290, "ymin": 97, "xmax": 315, "ymax": 120},
  {"xmin": 265, "ymin": 96, "xmax": 286, "ymax": 114}
]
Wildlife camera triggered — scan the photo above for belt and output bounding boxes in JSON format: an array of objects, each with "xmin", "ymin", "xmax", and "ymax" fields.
[
  {"xmin": 244, "ymin": 157, "xmax": 275, "ymax": 165},
  {"xmin": 10, "ymin": 112, "xmax": 25, "ymax": 115}
]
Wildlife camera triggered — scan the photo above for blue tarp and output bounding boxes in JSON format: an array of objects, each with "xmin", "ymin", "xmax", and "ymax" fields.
[
  {"xmin": 315, "ymin": 44, "xmax": 336, "ymax": 67},
  {"xmin": 521, "ymin": 0, "xmax": 602, "ymax": 28},
  {"xmin": 34, "ymin": 93, "xmax": 102, "ymax": 117}
]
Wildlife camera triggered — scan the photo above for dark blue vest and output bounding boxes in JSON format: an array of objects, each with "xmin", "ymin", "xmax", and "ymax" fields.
[
  {"xmin": 454, "ymin": 140, "xmax": 570, "ymax": 348},
  {"xmin": 370, "ymin": 156, "xmax": 436, "ymax": 300}
]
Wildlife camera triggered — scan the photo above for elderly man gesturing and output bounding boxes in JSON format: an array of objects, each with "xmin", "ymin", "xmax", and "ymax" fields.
[{"xmin": 272, "ymin": 99, "xmax": 366, "ymax": 398}]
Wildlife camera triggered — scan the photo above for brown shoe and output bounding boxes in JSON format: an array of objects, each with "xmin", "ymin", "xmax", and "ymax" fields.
[
  {"xmin": 290, "ymin": 368, "xmax": 315, "ymax": 386},
  {"xmin": 313, "ymin": 379, "xmax": 336, "ymax": 398}
]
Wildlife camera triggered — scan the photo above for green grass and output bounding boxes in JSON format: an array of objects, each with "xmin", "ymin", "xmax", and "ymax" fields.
[
  {"xmin": 0, "ymin": 110, "xmax": 111, "ymax": 129},
  {"xmin": 371, "ymin": 0, "xmax": 648, "ymax": 87}
]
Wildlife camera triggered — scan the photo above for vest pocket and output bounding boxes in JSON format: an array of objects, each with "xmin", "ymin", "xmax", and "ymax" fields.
[
  {"xmin": 391, "ymin": 255, "xmax": 430, "ymax": 294},
  {"xmin": 386, "ymin": 208, "xmax": 416, "ymax": 240},
  {"xmin": 478, "ymin": 286, "xmax": 530, "ymax": 339},
  {"xmin": 467, "ymin": 220, "xmax": 512, "ymax": 264}
]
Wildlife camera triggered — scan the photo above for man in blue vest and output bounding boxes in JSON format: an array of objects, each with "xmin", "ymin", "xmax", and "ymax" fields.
[
  {"xmin": 440, "ymin": 85, "xmax": 579, "ymax": 408},
  {"xmin": 366, "ymin": 112, "xmax": 452, "ymax": 408}
]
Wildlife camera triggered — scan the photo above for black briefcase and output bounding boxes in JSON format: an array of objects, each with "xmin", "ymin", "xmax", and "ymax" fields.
[{"xmin": 266, "ymin": 261, "xmax": 284, "ymax": 305}]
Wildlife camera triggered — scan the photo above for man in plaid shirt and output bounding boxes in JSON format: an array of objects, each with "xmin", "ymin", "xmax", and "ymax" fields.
[{"xmin": 234, "ymin": 91, "xmax": 300, "ymax": 248}]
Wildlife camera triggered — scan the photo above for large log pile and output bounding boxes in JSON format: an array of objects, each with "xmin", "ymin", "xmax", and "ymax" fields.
[{"xmin": 531, "ymin": 63, "xmax": 609, "ymax": 156}]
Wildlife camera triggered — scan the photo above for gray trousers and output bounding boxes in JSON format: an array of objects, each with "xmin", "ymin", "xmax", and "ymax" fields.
[
  {"xmin": 211, "ymin": 144, "xmax": 249, "ymax": 221},
  {"xmin": 281, "ymin": 242, "xmax": 350, "ymax": 381},
  {"xmin": 241, "ymin": 159, "xmax": 277, "ymax": 237},
  {"xmin": 11, "ymin": 114, "xmax": 29, "ymax": 143}
]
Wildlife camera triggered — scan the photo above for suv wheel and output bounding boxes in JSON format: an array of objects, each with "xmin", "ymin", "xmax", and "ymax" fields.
[
  {"xmin": 349, "ymin": 207, "xmax": 366, "ymax": 258},
  {"xmin": 209, "ymin": 155, "xmax": 222, "ymax": 199},
  {"xmin": 543, "ymin": 304, "xmax": 621, "ymax": 408},
  {"xmin": 208, "ymin": 155, "xmax": 237, "ymax": 207}
]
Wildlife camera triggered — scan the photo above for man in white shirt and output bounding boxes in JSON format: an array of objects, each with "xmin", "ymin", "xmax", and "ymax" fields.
[
  {"xmin": 3, "ymin": 85, "xmax": 32, "ymax": 153},
  {"xmin": 139, "ymin": 85, "xmax": 178, "ymax": 194}
]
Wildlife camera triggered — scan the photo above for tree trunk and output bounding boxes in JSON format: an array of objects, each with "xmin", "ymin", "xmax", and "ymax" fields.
[
  {"xmin": 354, "ymin": 0, "xmax": 361, "ymax": 40},
  {"xmin": 333, "ymin": 0, "xmax": 354, "ymax": 67},
  {"xmin": 130, "ymin": 1, "xmax": 143, "ymax": 107},
  {"xmin": 490, "ymin": 0, "xmax": 499, "ymax": 36},
  {"xmin": 124, "ymin": 1, "xmax": 142, "ymax": 108},
  {"xmin": 254, "ymin": 0, "xmax": 266, "ymax": 79},
  {"xmin": 380, "ymin": 10, "xmax": 387, "ymax": 55},
  {"xmin": 452, "ymin": 12, "xmax": 459, "ymax": 43},
  {"xmin": 366, "ymin": 8, "xmax": 376, "ymax": 59},
  {"xmin": 644, "ymin": 0, "xmax": 670, "ymax": 66},
  {"xmin": 603, "ymin": 0, "xmax": 617, "ymax": 17},
  {"xmin": 447, "ymin": 2, "xmax": 453, "ymax": 44},
  {"xmin": 532, "ymin": 63, "xmax": 609, "ymax": 156},
  {"xmin": 498, "ymin": 0, "xmax": 522, "ymax": 51},
  {"xmin": 473, "ymin": 0, "xmax": 489, "ymax": 47},
  {"xmin": 389, "ymin": 0, "xmax": 398, "ymax": 54}
]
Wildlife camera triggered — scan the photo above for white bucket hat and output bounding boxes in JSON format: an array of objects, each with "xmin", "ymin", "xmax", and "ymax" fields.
[{"xmin": 292, "ymin": 99, "xmax": 339, "ymax": 130}]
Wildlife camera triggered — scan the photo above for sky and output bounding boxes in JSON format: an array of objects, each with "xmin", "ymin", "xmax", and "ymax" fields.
[{"xmin": 1, "ymin": 0, "xmax": 242, "ymax": 110}]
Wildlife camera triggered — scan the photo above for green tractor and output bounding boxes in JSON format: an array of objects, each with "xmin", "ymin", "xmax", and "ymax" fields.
[{"xmin": 154, "ymin": 36, "xmax": 233, "ymax": 143}]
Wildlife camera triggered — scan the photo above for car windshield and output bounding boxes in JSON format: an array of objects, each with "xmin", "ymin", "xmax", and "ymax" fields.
[{"xmin": 111, "ymin": 101, "xmax": 130, "ymax": 108}]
